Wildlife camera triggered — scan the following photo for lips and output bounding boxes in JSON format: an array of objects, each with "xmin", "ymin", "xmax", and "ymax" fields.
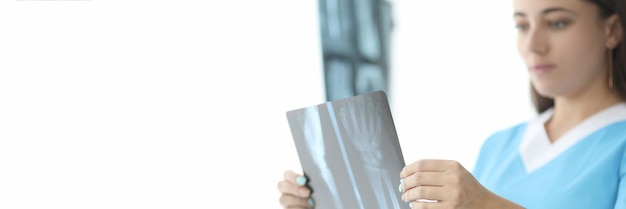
[{"xmin": 530, "ymin": 64, "xmax": 556, "ymax": 75}]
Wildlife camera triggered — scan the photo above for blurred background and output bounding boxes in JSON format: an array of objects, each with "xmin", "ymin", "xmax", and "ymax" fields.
[{"xmin": 0, "ymin": 0, "xmax": 534, "ymax": 208}]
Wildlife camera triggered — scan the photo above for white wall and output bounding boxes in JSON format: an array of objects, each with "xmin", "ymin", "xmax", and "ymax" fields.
[{"xmin": 0, "ymin": 0, "xmax": 534, "ymax": 208}]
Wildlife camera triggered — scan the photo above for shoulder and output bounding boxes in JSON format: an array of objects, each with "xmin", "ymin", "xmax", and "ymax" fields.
[
  {"xmin": 471, "ymin": 121, "xmax": 529, "ymax": 176},
  {"xmin": 604, "ymin": 120, "xmax": 626, "ymax": 136},
  {"xmin": 603, "ymin": 120, "xmax": 626, "ymax": 153},
  {"xmin": 599, "ymin": 103, "xmax": 626, "ymax": 140},
  {"xmin": 479, "ymin": 109, "xmax": 550, "ymax": 152},
  {"xmin": 601, "ymin": 120, "xmax": 626, "ymax": 176},
  {"xmin": 478, "ymin": 122, "xmax": 529, "ymax": 152}
]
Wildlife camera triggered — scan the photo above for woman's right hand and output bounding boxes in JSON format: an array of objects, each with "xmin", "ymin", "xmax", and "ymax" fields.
[{"xmin": 277, "ymin": 170, "xmax": 313, "ymax": 209}]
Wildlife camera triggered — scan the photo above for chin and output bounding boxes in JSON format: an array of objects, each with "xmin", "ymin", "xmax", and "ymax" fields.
[{"xmin": 532, "ymin": 83, "xmax": 558, "ymax": 99}]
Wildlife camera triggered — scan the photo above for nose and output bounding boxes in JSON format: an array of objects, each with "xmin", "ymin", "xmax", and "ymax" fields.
[{"xmin": 524, "ymin": 26, "xmax": 549, "ymax": 55}]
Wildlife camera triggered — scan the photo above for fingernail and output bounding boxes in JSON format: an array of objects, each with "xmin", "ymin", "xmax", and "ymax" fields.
[
  {"xmin": 409, "ymin": 202, "xmax": 413, "ymax": 208},
  {"xmin": 398, "ymin": 183, "xmax": 403, "ymax": 193},
  {"xmin": 296, "ymin": 176, "xmax": 307, "ymax": 186},
  {"xmin": 308, "ymin": 197, "xmax": 314, "ymax": 206},
  {"xmin": 400, "ymin": 178, "xmax": 404, "ymax": 183}
]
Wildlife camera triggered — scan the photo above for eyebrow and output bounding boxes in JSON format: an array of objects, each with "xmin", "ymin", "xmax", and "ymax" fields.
[{"xmin": 514, "ymin": 7, "xmax": 578, "ymax": 17}]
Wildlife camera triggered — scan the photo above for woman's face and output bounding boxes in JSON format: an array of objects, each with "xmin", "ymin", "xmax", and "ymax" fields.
[{"xmin": 514, "ymin": 0, "xmax": 615, "ymax": 98}]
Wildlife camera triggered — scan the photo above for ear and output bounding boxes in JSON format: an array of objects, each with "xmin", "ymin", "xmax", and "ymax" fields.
[{"xmin": 606, "ymin": 14, "xmax": 624, "ymax": 49}]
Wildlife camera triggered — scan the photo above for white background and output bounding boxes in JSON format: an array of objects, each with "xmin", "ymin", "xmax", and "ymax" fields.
[{"xmin": 0, "ymin": 0, "xmax": 534, "ymax": 208}]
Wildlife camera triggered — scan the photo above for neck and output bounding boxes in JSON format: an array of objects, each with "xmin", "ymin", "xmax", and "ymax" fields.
[
  {"xmin": 549, "ymin": 81, "xmax": 622, "ymax": 137},
  {"xmin": 553, "ymin": 90, "xmax": 620, "ymax": 123}
]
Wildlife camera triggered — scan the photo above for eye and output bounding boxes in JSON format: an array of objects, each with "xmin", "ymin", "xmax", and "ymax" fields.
[
  {"xmin": 515, "ymin": 23, "xmax": 529, "ymax": 32},
  {"xmin": 549, "ymin": 21, "xmax": 568, "ymax": 29}
]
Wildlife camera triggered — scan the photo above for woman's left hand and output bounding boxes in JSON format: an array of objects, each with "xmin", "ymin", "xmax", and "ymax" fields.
[{"xmin": 399, "ymin": 159, "xmax": 516, "ymax": 209}]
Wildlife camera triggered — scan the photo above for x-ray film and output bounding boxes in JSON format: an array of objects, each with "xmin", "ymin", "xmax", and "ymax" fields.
[{"xmin": 286, "ymin": 91, "xmax": 408, "ymax": 209}]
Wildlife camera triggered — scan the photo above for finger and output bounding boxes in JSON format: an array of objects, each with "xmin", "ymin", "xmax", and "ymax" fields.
[
  {"xmin": 279, "ymin": 194, "xmax": 312, "ymax": 209},
  {"xmin": 401, "ymin": 171, "xmax": 446, "ymax": 192},
  {"xmin": 409, "ymin": 200, "xmax": 444, "ymax": 209},
  {"xmin": 402, "ymin": 185, "xmax": 446, "ymax": 202},
  {"xmin": 277, "ymin": 180, "xmax": 311, "ymax": 198},
  {"xmin": 401, "ymin": 159, "xmax": 454, "ymax": 178},
  {"xmin": 284, "ymin": 170, "xmax": 308, "ymax": 186}
]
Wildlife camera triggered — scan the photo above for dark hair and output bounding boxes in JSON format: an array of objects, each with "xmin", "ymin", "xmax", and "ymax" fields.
[{"xmin": 531, "ymin": 0, "xmax": 626, "ymax": 113}]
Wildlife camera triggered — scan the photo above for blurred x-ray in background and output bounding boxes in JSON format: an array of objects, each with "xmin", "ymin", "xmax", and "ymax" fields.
[{"xmin": 320, "ymin": 0, "xmax": 393, "ymax": 101}]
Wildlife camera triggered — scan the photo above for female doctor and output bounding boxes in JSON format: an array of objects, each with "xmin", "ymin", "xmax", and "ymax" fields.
[{"xmin": 277, "ymin": 0, "xmax": 626, "ymax": 208}]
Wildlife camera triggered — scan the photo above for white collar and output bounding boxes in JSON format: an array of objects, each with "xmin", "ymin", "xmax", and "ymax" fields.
[{"xmin": 519, "ymin": 102, "xmax": 626, "ymax": 173}]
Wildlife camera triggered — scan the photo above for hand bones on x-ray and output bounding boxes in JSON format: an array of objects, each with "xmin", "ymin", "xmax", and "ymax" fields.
[
  {"xmin": 338, "ymin": 96, "xmax": 384, "ymax": 166},
  {"xmin": 337, "ymin": 96, "xmax": 402, "ymax": 209}
]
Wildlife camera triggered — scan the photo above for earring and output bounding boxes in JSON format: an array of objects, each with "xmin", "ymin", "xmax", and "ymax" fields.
[{"xmin": 609, "ymin": 48, "xmax": 614, "ymax": 89}]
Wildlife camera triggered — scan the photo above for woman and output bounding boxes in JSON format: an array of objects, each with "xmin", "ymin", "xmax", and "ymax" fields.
[{"xmin": 277, "ymin": 0, "xmax": 626, "ymax": 208}]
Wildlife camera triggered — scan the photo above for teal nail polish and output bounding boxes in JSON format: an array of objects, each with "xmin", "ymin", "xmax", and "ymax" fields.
[
  {"xmin": 400, "ymin": 178, "xmax": 404, "ymax": 183},
  {"xmin": 398, "ymin": 183, "xmax": 402, "ymax": 193},
  {"xmin": 308, "ymin": 197, "xmax": 314, "ymax": 206},
  {"xmin": 296, "ymin": 176, "xmax": 308, "ymax": 186}
]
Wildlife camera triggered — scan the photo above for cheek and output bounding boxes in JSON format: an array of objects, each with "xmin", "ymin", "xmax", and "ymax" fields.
[
  {"xmin": 517, "ymin": 34, "xmax": 529, "ymax": 64},
  {"xmin": 530, "ymin": 27, "xmax": 606, "ymax": 96},
  {"xmin": 516, "ymin": 34, "xmax": 526, "ymax": 61},
  {"xmin": 554, "ymin": 29, "xmax": 605, "ymax": 76},
  {"xmin": 544, "ymin": 28, "xmax": 607, "ymax": 96}
]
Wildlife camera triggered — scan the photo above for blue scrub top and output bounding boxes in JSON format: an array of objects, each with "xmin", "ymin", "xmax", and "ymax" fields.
[{"xmin": 473, "ymin": 103, "xmax": 626, "ymax": 209}]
